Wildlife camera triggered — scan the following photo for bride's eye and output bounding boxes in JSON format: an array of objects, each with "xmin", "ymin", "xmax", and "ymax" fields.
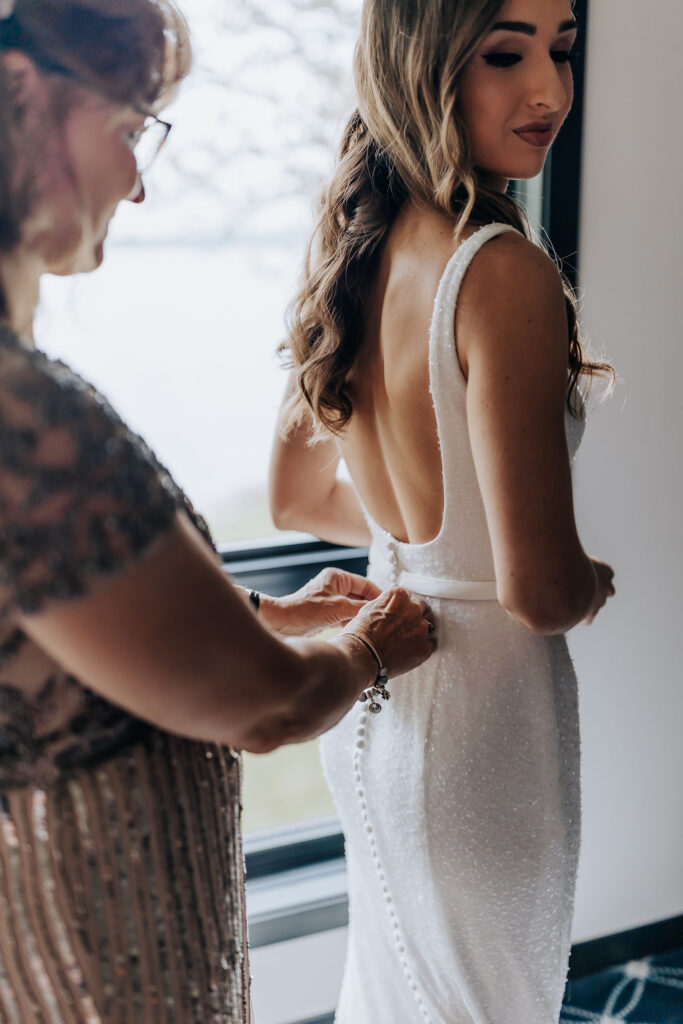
[
  {"xmin": 483, "ymin": 52, "xmax": 522, "ymax": 68},
  {"xmin": 551, "ymin": 49, "xmax": 577, "ymax": 64}
]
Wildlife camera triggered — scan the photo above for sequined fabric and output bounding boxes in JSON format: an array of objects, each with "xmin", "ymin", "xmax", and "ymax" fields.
[
  {"xmin": 0, "ymin": 325, "xmax": 248, "ymax": 1020},
  {"xmin": 321, "ymin": 225, "xmax": 585, "ymax": 1024}
]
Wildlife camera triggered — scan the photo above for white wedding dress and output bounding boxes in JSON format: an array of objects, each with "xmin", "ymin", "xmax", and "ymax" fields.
[{"xmin": 321, "ymin": 224, "xmax": 585, "ymax": 1024}]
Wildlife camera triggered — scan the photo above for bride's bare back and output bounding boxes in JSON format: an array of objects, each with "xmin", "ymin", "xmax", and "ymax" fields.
[{"xmin": 339, "ymin": 204, "xmax": 480, "ymax": 545}]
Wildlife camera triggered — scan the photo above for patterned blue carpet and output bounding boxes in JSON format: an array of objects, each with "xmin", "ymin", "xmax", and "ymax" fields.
[{"xmin": 561, "ymin": 948, "xmax": 683, "ymax": 1023}]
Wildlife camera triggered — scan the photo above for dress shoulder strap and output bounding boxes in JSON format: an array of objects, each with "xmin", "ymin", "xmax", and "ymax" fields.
[
  {"xmin": 427, "ymin": 222, "xmax": 518, "ymax": 525},
  {"xmin": 428, "ymin": 222, "xmax": 517, "ymax": 397},
  {"xmin": 429, "ymin": 223, "xmax": 517, "ymax": 421}
]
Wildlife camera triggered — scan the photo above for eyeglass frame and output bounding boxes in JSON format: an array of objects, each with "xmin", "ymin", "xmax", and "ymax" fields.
[{"xmin": 127, "ymin": 115, "xmax": 173, "ymax": 176}]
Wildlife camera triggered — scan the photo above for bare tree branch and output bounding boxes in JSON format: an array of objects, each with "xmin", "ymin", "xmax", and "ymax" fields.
[{"xmin": 115, "ymin": 0, "xmax": 359, "ymax": 249}]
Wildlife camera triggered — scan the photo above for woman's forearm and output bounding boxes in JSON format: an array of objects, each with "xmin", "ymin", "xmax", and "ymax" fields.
[
  {"xmin": 17, "ymin": 515, "xmax": 377, "ymax": 752},
  {"xmin": 235, "ymin": 633, "xmax": 377, "ymax": 753}
]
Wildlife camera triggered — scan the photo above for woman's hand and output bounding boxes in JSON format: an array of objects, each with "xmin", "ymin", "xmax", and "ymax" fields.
[
  {"xmin": 336, "ymin": 586, "xmax": 437, "ymax": 681},
  {"xmin": 260, "ymin": 568, "xmax": 382, "ymax": 637},
  {"xmin": 582, "ymin": 559, "xmax": 616, "ymax": 625}
]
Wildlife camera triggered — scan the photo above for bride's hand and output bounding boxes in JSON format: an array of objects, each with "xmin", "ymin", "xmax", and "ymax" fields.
[
  {"xmin": 582, "ymin": 558, "xmax": 616, "ymax": 625},
  {"xmin": 261, "ymin": 568, "xmax": 382, "ymax": 637}
]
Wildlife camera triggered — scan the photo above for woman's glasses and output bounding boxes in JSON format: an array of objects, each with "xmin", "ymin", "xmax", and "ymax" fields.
[
  {"xmin": 128, "ymin": 116, "xmax": 173, "ymax": 176},
  {"xmin": 25, "ymin": 55, "xmax": 173, "ymax": 178}
]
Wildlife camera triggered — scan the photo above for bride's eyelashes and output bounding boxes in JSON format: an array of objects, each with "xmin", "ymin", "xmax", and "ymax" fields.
[
  {"xmin": 482, "ymin": 50, "xmax": 577, "ymax": 69},
  {"xmin": 551, "ymin": 50, "xmax": 578, "ymax": 64}
]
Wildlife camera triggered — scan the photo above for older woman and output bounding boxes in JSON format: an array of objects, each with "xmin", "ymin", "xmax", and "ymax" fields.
[{"xmin": 0, "ymin": 1, "xmax": 435, "ymax": 1019}]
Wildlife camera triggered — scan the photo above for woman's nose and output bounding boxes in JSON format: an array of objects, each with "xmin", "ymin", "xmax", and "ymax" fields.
[
  {"xmin": 527, "ymin": 60, "xmax": 570, "ymax": 113},
  {"xmin": 127, "ymin": 177, "xmax": 146, "ymax": 204}
]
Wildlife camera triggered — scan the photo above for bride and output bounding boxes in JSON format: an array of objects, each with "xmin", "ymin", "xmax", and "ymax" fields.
[{"xmin": 270, "ymin": 0, "xmax": 616, "ymax": 1021}]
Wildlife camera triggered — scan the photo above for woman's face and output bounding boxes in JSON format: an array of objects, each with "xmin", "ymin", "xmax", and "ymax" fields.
[
  {"xmin": 458, "ymin": 0, "xmax": 577, "ymax": 187},
  {"xmin": 2, "ymin": 53, "xmax": 148, "ymax": 277},
  {"xmin": 48, "ymin": 94, "xmax": 146, "ymax": 275}
]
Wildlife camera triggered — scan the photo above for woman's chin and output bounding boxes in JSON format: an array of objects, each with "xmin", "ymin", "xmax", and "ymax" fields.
[
  {"xmin": 476, "ymin": 160, "xmax": 547, "ymax": 190},
  {"xmin": 46, "ymin": 233, "xmax": 105, "ymax": 277},
  {"xmin": 505, "ymin": 154, "xmax": 550, "ymax": 182},
  {"xmin": 54, "ymin": 245, "xmax": 105, "ymax": 277},
  {"xmin": 511, "ymin": 166, "xmax": 547, "ymax": 182}
]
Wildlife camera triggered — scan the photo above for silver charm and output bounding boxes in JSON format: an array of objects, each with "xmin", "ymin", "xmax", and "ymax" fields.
[{"xmin": 357, "ymin": 666, "xmax": 390, "ymax": 714}]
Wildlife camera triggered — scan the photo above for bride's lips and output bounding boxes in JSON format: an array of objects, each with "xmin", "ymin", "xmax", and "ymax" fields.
[{"xmin": 513, "ymin": 121, "xmax": 554, "ymax": 148}]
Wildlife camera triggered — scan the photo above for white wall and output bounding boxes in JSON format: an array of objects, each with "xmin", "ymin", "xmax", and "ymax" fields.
[{"xmin": 569, "ymin": 0, "xmax": 683, "ymax": 941}]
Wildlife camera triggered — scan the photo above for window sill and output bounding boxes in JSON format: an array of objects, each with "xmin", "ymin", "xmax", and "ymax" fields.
[
  {"xmin": 247, "ymin": 856, "xmax": 348, "ymax": 949},
  {"xmin": 221, "ymin": 534, "xmax": 369, "ymax": 598}
]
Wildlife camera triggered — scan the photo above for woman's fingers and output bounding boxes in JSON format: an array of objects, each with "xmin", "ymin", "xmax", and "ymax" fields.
[
  {"xmin": 582, "ymin": 559, "xmax": 616, "ymax": 625},
  {"xmin": 332, "ymin": 570, "xmax": 382, "ymax": 600},
  {"xmin": 348, "ymin": 579, "xmax": 383, "ymax": 600},
  {"xmin": 310, "ymin": 568, "xmax": 382, "ymax": 601},
  {"xmin": 326, "ymin": 596, "xmax": 369, "ymax": 623}
]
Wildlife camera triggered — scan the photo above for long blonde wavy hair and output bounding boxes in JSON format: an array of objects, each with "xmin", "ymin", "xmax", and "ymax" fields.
[{"xmin": 284, "ymin": 0, "xmax": 612, "ymax": 434}]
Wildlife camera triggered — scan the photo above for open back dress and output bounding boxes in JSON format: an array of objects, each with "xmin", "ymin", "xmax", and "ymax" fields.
[{"xmin": 321, "ymin": 224, "xmax": 585, "ymax": 1024}]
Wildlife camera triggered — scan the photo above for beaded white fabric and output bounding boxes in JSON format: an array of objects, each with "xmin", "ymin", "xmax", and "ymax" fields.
[{"xmin": 321, "ymin": 224, "xmax": 586, "ymax": 1024}]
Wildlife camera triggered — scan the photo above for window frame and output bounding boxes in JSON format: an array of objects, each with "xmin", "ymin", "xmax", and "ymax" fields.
[
  {"xmin": 222, "ymin": 536, "xmax": 366, "ymax": 880},
  {"xmin": 545, "ymin": 0, "xmax": 589, "ymax": 291},
  {"xmin": 226, "ymin": 0, "xmax": 590, "ymax": 887}
]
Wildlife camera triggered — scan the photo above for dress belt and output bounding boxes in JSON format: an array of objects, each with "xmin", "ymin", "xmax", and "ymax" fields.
[
  {"xmin": 397, "ymin": 572, "xmax": 498, "ymax": 602},
  {"xmin": 369, "ymin": 550, "xmax": 498, "ymax": 602}
]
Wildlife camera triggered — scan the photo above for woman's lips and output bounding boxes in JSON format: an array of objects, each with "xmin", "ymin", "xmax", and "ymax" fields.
[{"xmin": 514, "ymin": 124, "xmax": 554, "ymax": 148}]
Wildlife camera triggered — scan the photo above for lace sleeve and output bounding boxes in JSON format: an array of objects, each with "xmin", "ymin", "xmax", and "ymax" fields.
[{"xmin": 0, "ymin": 333, "xmax": 178, "ymax": 618}]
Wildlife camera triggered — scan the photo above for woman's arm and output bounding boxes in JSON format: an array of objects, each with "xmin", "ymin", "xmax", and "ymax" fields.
[
  {"xmin": 457, "ymin": 232, "xmax": 613, "ymax": 634},
  {"xmin": 269, "ymin": 373, "xmax": 371, "ymax": 547},
  {"xmin": 1, "ymin": 342, "xmax": 432, "ymax": 753},
  {"xmin": 17, "ymin": 512, "xmax": 432, "ymax": 753}
]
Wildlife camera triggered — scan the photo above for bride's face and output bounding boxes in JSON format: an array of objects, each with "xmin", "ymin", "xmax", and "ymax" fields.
[{"xmin": 458, "ymin": 0, "xmax": 576, "ymax": 187}]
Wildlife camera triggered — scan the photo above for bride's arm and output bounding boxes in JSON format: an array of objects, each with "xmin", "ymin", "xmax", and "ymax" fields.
[
  {"xmin": 269, "ymin": 372, "xmax": 371, "ymax": 547},
  {"xmin": 457, "ymin": 232, "xmax": 608, "ymax": 635}
]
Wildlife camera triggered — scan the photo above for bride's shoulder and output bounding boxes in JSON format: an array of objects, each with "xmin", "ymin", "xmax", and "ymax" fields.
[
  {"xmin": 454, "ymin": 230, "xmax": 569, "ymax": 375},
  {"xmin": 459, "ymin": 229, "xmax": 566, "ymax": 323}
]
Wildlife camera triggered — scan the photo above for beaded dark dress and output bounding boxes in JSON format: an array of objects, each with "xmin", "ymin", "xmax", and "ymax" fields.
[{"xmin": 0, "ymin": 325, "xmax": 248, "ymax": 1023}]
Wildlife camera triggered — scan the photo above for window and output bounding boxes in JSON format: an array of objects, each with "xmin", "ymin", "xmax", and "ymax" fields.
[{"xmin": 38, "ymin": 0, "xmax": 361, "ymax": 548}]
